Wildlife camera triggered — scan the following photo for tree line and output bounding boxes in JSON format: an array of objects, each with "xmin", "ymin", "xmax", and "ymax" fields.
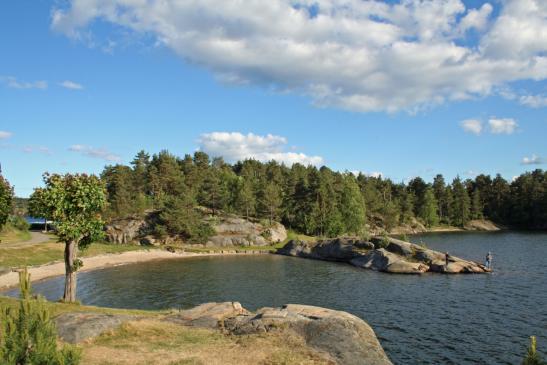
[{"xmin": 99, "ymin": 150, "xmax": 547, "ymax": 237}]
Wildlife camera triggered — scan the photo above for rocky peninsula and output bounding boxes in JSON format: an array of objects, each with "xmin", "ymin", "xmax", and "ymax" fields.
[{"xmin": 277, "ymin": 236, "xmax": 491, "ymax": 274}]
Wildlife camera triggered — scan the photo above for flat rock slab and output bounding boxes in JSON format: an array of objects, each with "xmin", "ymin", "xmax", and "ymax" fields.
[
  {"xmin": 165, "ymin": 301, "xmax": 248, "ymax": 328},
  {"xmin": 55, "ymin": 312, "xmax": 136, "ymax": 344}
]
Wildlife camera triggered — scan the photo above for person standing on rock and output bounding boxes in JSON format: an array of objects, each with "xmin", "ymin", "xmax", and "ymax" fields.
[
  {"xmin": 485, "ymin": 252, "xmax": 493, "ymax": 269},
  {"xmin": 445, "ymin": 252, "xmax": 450, "ymax": 268}
]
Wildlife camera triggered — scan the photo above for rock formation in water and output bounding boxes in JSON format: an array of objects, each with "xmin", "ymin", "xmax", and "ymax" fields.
[
  {"xmin": 104, "ymin": 211, "xmax": 287, "ymax": 247},
  {"xmin": 277, "ymin": 236, "xmax": 491, "ymax": 274},
  {"xmin": 55, "ymin": 302, "xmax": 392, "ymax": 365}
]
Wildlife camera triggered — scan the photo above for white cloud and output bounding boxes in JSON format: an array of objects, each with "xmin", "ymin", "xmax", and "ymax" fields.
[
  {"xmin": 22, "ymin": 146, "xmax": 52, "ymax": 155},
  {"xmin": 1, "ymin": 76, "xmax": 47, "ymax": 90},
  {"xmin": 50, "ymin": 0, "xmax": 547, "ymax": 113},
  {"xmin": 350, "ymin": 170, "xmax": 383, "ymax": 178},
  {"xmin": 0, "ymin": 131, "xmax": 12, "ymax": 140},
  {"xmin": 69, "ymin": 144, "xmax": 121, "ymax": 162},
  {"xmin": 198, "ymin": 132, "xmax": 323, "ymax": 166},
  {"xmin": 521, "ymin": 154, "xmax": 544, "ymax": 165},
  {"xmin": 488, "ymin": 118, "xmax": 518, "ymax": 134},
  {"xmin": 60, "ymin": 80, "xmax": 83, "ymax": 90},
  {"xmin": 461, "ymin": 119, "xmax": 483, "ymax": 135},
  {"xmin": 519, "ymin": 94, "xmax": 547, "ymax": 108}
]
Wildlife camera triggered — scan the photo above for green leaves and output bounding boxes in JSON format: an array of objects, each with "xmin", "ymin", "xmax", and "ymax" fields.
[
  {"xmin": 29, "ymin": 173, "xmax": 106, "ymax": 243},
  {"xmin": 0, "ymin": 175, "xmax": 13, "ymax": 231}
]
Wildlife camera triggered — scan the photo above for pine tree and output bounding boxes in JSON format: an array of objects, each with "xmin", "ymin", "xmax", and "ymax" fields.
[
  {"xmin": 451, "ymin": 177, "xmax": 471, "ymax": 227},
  {"xmin": 0, "ymin": 269, "xmax": 81, "ymax": 364},
  {"xmin": 419, "ymin": 187, "xmax": 439, "ymax": 227},
  {"xmin": 521, "ymin": 336, "xmax": 545, "ymax": 365},
  {"xmin": 340, "ymin": 175, "xmax": 366, "ymax": 235}
]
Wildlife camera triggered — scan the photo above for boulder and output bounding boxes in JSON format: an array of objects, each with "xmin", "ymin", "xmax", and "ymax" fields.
[
  {"xmin": 267, "ymin": 222, "xmax": 287, "ymax": 243},
  {"xmin": 55, "ymin": 312, "xmax": 136, "ymax": 344},
  {"xmin": 105, "ymin": 217, "xmax": 147, "ymax": 244},
  {"xmin": 223, "ymin": 304, "xmax": 392, "ymax": 365},
  {"xmin": 165, "ymin": 302, "xmax": 248, "ymax": 329}
]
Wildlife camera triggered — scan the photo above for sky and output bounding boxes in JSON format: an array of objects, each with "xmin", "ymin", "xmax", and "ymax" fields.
[{"xmin": 1, "ymin": 0, "xmax": 546, "ymax": 197}]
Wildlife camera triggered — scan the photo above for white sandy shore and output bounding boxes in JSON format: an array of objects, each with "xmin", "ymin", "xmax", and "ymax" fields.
[{"xmin": 0, "ymin": 249, "xmax": 268, "ymax": 290}]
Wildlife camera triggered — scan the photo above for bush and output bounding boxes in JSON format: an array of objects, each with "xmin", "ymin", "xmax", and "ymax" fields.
[
  {"xmin": 0, "ymin": 269, "xmax": 81, "ymax": 365},
  {"xmin": 522, "ymin": 336, "xmax": 546, "ymax": 365},
  {"xmin": 9, "ymin": 216, "xmax": 30, "ymax": 232}
]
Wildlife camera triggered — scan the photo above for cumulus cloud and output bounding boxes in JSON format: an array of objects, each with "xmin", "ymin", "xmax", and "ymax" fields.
[
  {"xmin": 69, "ymin": 144, "xmax": 121, "ymax": 162},
  {"xmin": 488, "ymin": 118, "xmax": 518, "ymax": 134},
  {"xmin": 50, "ymin": 0, "xmax": 547, "ymax": 113},
  {"xmin": 521, "ymin": 154, "xmax": 544, "ymax": 165},
  {"xmin": 1, "ymin": 76, "xmax": 47, "ymax": 90},
  {"xmin": 60, "ymin": 80, "xmax": 84, "ymax": 90},
  {"xmin": 461, "ymin": 119, "xmax": 483, "ymax": 135},
  {"xmin": 0, "ymin": 131, "xmax": 12, "ymax": 140},
  {"xmin": 198, "ymin": 132, "xmax": 323, "ymax": 166}
]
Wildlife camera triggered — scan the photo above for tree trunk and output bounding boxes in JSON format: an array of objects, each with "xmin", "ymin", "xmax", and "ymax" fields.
[
  {"xmin": 63, "ymin": 240, "xmax": 78, "ymax": 302},
  {"xmin": 44, "ymin": 217, "xmax": 48, "ymax": 233}
]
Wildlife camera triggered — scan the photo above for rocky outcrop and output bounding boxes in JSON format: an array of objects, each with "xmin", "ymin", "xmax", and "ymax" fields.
[
  {"xmin": 464, "ymin": 219, "xmax": 501, "ymax": 231},
  {"xmin": 104, "ymin": 216, "xmax": 149, "ymax": 244},
  {"xmin": 278, "ymin": 236, "xmax": 490, "ymax": 275},
  {"xmin": 223, "ymin": 304, "xmax": 392, "ymax": 365},
  {"xmin": 165, "ymin": 301, "xmax": 249, "ymax": 328},
  {"xmin": 54, "ymin": 302, "xmax": 391, "ymax": 364},
  {"xmin": 105, "ymin": 212, "xmax": 287, "ymax": 247},
  {"xmin": 55, "ymin": 312, "xmax": 137, "ymax": 343},
  {"xmin": 206, "ymin": 217, "xmax": 287, "ymax": 247}
]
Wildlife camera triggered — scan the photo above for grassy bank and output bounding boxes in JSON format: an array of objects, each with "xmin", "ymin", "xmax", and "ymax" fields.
[
  {"xmin": 0, "ymin": 295, "xmax": 329, "ymax": 365},
  {"xmin": 0, "ymin": 226, "xmax": 31, "ymax": 244},
  {"xmin": 0, "ymin": 241, "xmax": 148, "ymax": 269}
]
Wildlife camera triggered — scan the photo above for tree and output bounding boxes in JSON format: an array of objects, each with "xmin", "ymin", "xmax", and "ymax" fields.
[
  {"xmin": 234, "ymin": 178, "xmax": 255, "ymax": 219},
  {"xmin": 451, "ymin": 177, "xmax": 471, "ymax": 227},
  {"xmin": 340, "ymin": 175, "xmax": 366, "ymax": 235},
  {"xmin": 419, "ymin": 187, "xmax": 439, "ymax": 227},
  {"xmin": 260, "ymin": 182, "xmax": 282, "ymax": 224},
  {"xmin": 0, "ymin": 174, "xmax": 13, "ymax": 232},
  {"xmin": 29, "ymin": 173, "xmax": 106, "ymax": 302},
  {"xmin": 28, "ymin": 188, "xmax": 49, "ymax": 232},
  {"xmin": 432, "ymin": 174, "xmax": 448, "ymax": 223},
  {"xmin": 0, "ymin": 269, "xmax": 81, "ymax": 364}
]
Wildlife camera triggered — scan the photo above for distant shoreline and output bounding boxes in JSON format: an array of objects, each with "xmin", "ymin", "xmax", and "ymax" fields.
[{"xmin": 0, "ymin": 249, "xmax": 270, "ymax": 290}]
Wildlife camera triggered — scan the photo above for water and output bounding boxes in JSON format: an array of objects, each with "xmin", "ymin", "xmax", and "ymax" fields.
[{"xmin": 4, "ymin": 231, "xmax": 547, "ymax": 364}]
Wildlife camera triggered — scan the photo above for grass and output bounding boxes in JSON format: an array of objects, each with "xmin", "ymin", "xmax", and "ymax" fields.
[
  {"xmin": 0, "ymin": 226, "xmax": 31, "ymax": 244},
  {"xmin": 81, "ymin": 319, "xmax": 330, "ymax": 365},
  {"xmin": 0, "ymin": 295, "xmax": 331, "ymax": 365},
  {"xmin": 0, "ymin": 240, "xmax": 148, "ymax": 269}
]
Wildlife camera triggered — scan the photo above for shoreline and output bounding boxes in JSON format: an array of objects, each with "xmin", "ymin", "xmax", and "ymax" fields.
[{"xmin": 0, "ymin": 249, "xmax": 270, "ymax": 290}]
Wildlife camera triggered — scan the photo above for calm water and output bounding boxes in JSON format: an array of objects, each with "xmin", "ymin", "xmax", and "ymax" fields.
[{"xmin": 5, "ymin": 231, "xmax": 547, "ymax": 364}]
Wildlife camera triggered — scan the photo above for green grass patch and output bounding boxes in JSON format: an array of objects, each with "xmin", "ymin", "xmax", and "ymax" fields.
[
  {"xmin": 282, "ymin": 230, "xmax": 316, "ymax": 244},
  {"xmin": 0, "ymin": 295, "xmax": 166, "ymax": 318},
  {"xmin": 0, "ymin": 226, "xmax": 31, "ymax": 244},
  {"xmin": 0, "ymin": 241, "xmax": 149, "ymax": 269}
]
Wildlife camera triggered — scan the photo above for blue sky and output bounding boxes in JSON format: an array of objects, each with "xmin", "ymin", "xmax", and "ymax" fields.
[{"xmin": 1, "ymin": 0, "xmax": 546, "ymax": 197}]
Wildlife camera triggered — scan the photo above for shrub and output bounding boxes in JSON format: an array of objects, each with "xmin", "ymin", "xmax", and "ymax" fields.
[
  {"xmin": 9, "ymin": 216, "xmax": 30, "ymax": 232},
  {"xmin": 522, "ymin": 336, "xmax": 546, "ymax": 365},
  {"xmin": 0, "ymin": 269, "xmax": 81, "ymax": 365}
]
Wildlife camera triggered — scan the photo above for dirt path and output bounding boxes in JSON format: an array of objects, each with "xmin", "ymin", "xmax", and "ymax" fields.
[{"xmin": 0, "ymin": 231, "xmax": 52, "ymax": 248}]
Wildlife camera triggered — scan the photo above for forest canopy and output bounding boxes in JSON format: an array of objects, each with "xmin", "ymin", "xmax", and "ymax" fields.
[{"xmin": 97, "ymin": 150, "xmax": 547, "ymax": 236}]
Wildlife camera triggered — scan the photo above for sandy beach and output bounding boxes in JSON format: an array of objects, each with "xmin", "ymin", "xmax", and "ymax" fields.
[{"xmin": 0, "ymin": 249, "xmax": 269, "ymax": 290}]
